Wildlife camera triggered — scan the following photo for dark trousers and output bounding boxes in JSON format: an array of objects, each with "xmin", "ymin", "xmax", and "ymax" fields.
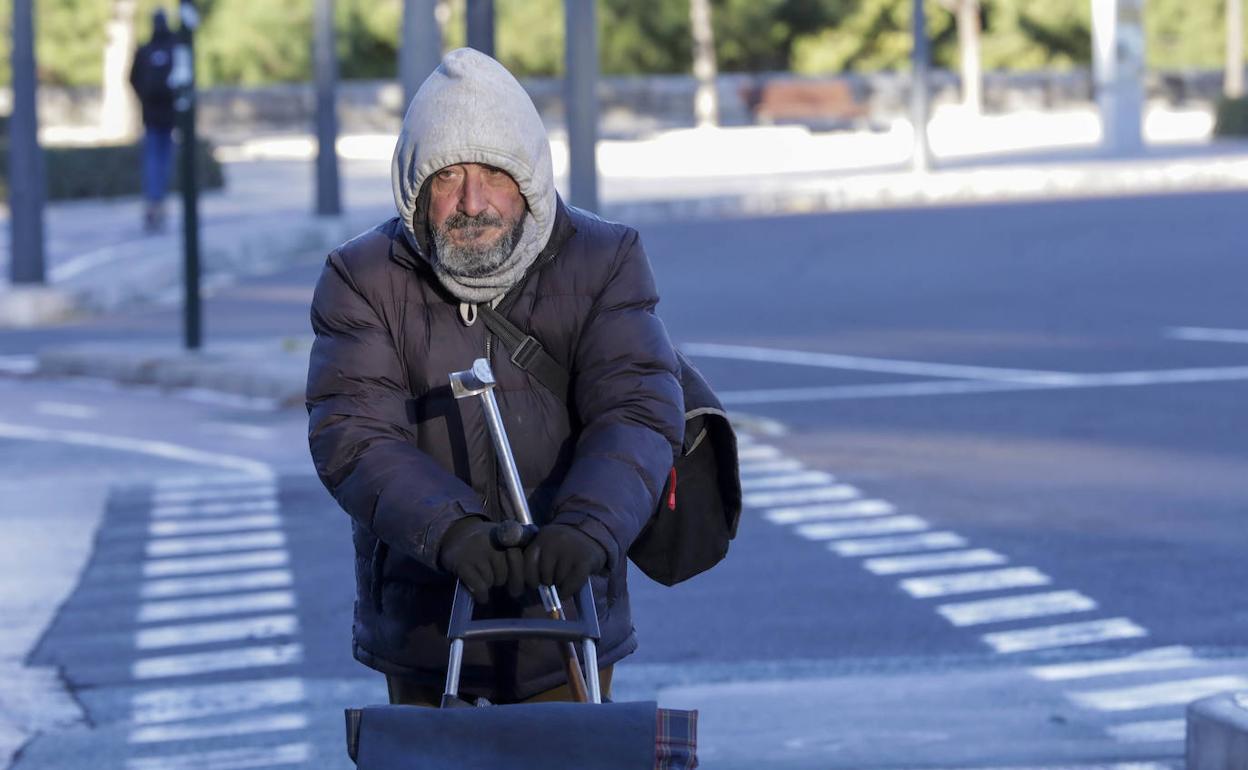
[
  {"xmin": 386, "ymin": 666, "xmax": 615, "ymax": 707},
  {"xmin": 141, "ymin": 125, "xmax": 175, "ymax": 203}
]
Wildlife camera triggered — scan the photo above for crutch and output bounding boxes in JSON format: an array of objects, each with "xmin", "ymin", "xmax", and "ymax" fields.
[{"xmin": 448, "ymin": 358, "xmax": 599, "ymax": 704}]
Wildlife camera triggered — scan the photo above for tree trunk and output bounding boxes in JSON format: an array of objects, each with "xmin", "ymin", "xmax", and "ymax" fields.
[
  {"xmin": 101, "ymin": 0, "xmax": 140, "ymax": 141},
  {"xmin": 956, "ymin": 0, "xmax": 982, "ymax": 113},
  {"xmin": 689, "ymin": 0, "xmax": 718, "ymax": 127},
  {"xmin": 1229, "ymin": 0, "xmax": 1245, "ymax": 99}
]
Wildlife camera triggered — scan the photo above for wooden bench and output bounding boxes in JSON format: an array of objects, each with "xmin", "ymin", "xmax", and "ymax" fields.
[{"xmin": 742, "ymin": 79, "xmax": 869, "ymax": 129}]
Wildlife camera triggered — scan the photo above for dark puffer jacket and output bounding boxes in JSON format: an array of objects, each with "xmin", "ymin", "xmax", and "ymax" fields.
[{"xmin": 306, "ymin": 200, "xmax": 684, "ymax": 701}]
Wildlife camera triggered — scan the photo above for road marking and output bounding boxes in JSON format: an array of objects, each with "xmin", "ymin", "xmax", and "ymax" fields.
[
  {"xmin": 830, "ymin": 531, "xmax": 967, "ymax": 557},
  {"xmin": 201, "ymin": 422, "xmax": 278, "ymax": 441},
  {"xmin": 794, "ymin": 515, "xmax": 929, "ymax": 541},
  {"xmin": 124, "ymin": 741, "xmax": 312, "ymax": 769},
  {"xmin": 153, "ymin": 475, "xmax": 269, "ymax": 490},
  {"xmin": 140, "ymin": 569, "xmax": 293, "ymax": 600},
  {"xmin": 738, "ymin": 458, "xmax": 805, "ymax": 475},
  {"xmin": 1106, "ymin": 719, "xmax": 1188, "ymax": 743},
  {"xmin": 135, "ymin": 614, "xmax": 299, "ymax": 650},
  {"xmin": 132, "ymin": 643, "xmax": 303, "ymax": 680},
  {"xmin": 34, "ymin": 401, "xmax": 99, "ymax": 419},
  {"xmin": 152, "ymin": 486, "xmax": 278, "ymax": 504},
  {"xmin": 900, "ymin": 567, "xmax": 1053, "ymax": 599},
  {"xmin": 746, "ymin": 485, "xmax": 870, "ymax": 508},
  {"xmin": 1029, "ymin": 646, "xmax": 1200, "ymax": 681},
  {"xmin": 736, "ymin": 444, "xmax": 781, "ymax": 461},
  {"xmin": 763, "ymin": 490, "xmax": 874, "ymax": 523},
  {"xmin": 982, "ymin": 618, "xmax": 1148, "ymax": 654},
  {"xmin": 1165, "ymin": 326, "xmax": 1248, "ymax": 344},
  {"xmin": 0, "ymin": 421, "xmax": 273, "ymax": 478},
  {"xmin": 683, "ymin": 342, "xmax": 1072, "ymax": 383},
  {"xmin": 143, "ymin": 549, "xmax": 289, "ymax": 577},
  {"xmin": 152, "ymin": 499, "xmax": 280, "ymax": 518},
  {"xmin": 936, "ymin": 590, "xmax": 1097, "ymax": 627},
  {"xmin": 145, "ymin": 531, "xmax": 286, "ymax": 558},
  {"xmin": 130, "ymin": 677, "xmax": 306, "ymax": 724},
  {"xmin": 741, "ymin": 471, "xmax": 836, "ymax": 490},
  {"xmin": 138, "ymin": 590, "xmax": 296, "ymax": 623},
  {"xmin": 865, "ymin": 549, "xmax": 1007, "ymax": 575},
  {"xmin": 0, "ymin": 354, "xmax": 38, "ymax": 375},
  {"xmin": 720, "ymin": 380, "xmax": 1052, "ymax": 404},
  {"xmin": 1068, "ymin": 676, "xmax": 1248, "ymax": 712},
  {"xmin": 128, "ymin": 712, "xmax": 309, "ymax": 744},
  {"xmin": 149, "ymin": 514, "xmax": 283, "ymax": 537}
]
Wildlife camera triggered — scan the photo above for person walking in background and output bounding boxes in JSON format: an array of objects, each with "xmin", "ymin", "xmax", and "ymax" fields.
[{"xmin": 128, "ymin": 9, "xmax": 176, "ymax": 233}]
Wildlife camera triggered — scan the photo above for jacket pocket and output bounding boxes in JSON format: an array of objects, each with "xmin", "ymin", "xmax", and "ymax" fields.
[{"xmin": 370, "ymin": 538, "xmax": 389, "ymax": 614}]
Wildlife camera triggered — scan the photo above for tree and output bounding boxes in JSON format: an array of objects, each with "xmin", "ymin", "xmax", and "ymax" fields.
[
  {"xmin": 1230, "ymin": 0, "xmax": 1245, "ymax": 98},
  {"xmin": 690, "ymin": 0, "xmax": 718, "ymax": 125},
  {"xmin": 939, "ymin": 0, "xmax": 982, "ymax": 112}
]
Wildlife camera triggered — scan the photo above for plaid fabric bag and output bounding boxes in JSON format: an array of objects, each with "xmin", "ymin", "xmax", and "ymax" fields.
[{"xmin": 346, "ymin": 701, "xmax": 698, "ymax": 769}]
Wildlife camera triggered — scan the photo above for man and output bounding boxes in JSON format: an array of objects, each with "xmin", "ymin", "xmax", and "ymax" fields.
[
  {"xmin": 128, "ymin": 9, "xmax": 176, "ymax": 233},
  {"xmin": 306, "ymin": 49, "xmax": 683, "ymax": 705}
]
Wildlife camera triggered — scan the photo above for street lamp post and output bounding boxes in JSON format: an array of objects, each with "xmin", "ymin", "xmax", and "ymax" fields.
[
  {"xmin": 170, "ymin": 0, "xmax": 202, "ymax": 350},
  {"xmin": 564, "ymin": 0, "xmax": 599, "ymax": 212},
  {"xmin": 466, "ymin": 0, "xmax": 495, "ymax": 57},
  {"xmin": 401, "ymin": 0, "xmax": 442, "ymax": 109},
  {"xmin": 314, "ymin": 0, "xmax": 342, "ymax": 216},
  {"xmin": 9, "ymin": 0, "xmax": 47, "ymax": 285}
]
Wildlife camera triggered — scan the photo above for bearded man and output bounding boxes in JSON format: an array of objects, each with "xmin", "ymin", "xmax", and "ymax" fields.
[{"xmin": 306, "ymin": 48, "xmax": 684, "ymax": 705}]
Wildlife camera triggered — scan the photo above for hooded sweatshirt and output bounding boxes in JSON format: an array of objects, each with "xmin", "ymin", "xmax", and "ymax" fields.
[{"xmin": 391, "ymin": 48, "xmax": 556, "ymax": 305}]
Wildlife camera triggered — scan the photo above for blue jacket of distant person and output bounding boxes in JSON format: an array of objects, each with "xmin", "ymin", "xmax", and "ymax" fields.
[{"xmin": 305, "ymin": 48, "xmax": 684, "ymax": 702}]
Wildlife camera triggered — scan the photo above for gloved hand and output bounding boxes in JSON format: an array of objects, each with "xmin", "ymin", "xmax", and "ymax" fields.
[
  {"xmin": 438, "ymin": 518, "xmax": 524, "ymax": 603},
  {"xmin": 523, "ymin": 523, "xmax": 608, "ymax": 598}
]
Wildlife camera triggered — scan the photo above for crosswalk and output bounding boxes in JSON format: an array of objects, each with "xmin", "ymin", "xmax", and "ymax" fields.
[{"xmin": 736, "ymin": 432, "xmax": 1248, "ymax": 753}]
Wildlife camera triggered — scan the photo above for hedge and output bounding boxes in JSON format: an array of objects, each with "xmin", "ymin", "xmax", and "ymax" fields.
[
  {"xmin": 1214, "ymin": 96, "xmax": 1248, "ymax": 137},
  {"xmin": 0, "ymin": 140, "xmax": 224, "ymax": 202}
]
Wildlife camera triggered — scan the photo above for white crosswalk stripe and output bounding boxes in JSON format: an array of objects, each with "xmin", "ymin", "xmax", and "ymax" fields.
[
  {"xmin": 138, "ymin": 591, "xmax": 296, "ymax": 623},
  {"xmin": 900, "ymin": 567, "xmax": 1052, "ymax": 599},
  {"xmin": 145, "ymin": 531, "xmax": 286, "ymax": 558},
  {"xmin": 982, "ymin": 618, "xmax": 1148, "ymax": 654},
  {"xmin": 131, "ymin": 678, "xmax": 306, "ymax": 724},
  {"xmin": 936, "ymin": 590, "xmax": 1097, "ymax": 627},
  {"xmin": 142, "ymin": 550, "xmax": 289, "ymax": 578},
  {"xmin": 1106, "ymin": 719, "xmax": 1188, "ymax": 744},
  {"xmin": 149, "ymin": 514, "xmax": 282, "ymax": 537},
  {"xmin": 128, "ymin": 712, "xmax": 309, "ymax": 744},
  {"xmin": 124, "ymin": 742, "xmax": 312, "ymax": 770},
  {"xmin": 764, "ymin": 493, "xmax": 881, "ymax": 524},
  {"xmin": 1069, "ymin": 676, "xmax": 1248, "ymax": 712},
  {"xmin": 741, "ymin": 471, "xmax": 836, "ymax": 490},
  {"xmin": 794, "ymin": 515, "xmax": 928, "ymax": 541},
  {"xmin": 132, "ymin": 643, "xmax": 304, "ymax": 680},
  {"xmin": 152, "ymin": 499, "xmax": 280, "ymax": 518},
  {"xmin": 864, "ymin": 549, "xmax": 1006, "ymax": 576},
  {"xmin": 140, "ymin": 570, "xmax": 293, "ymax": 600},
  {"xmin": 830, "ymin": 531, "xmax": 967, "ymax": 557},
  {"xmin": 135, "ymin": 614, "xmax": 299, "ymax": 650},
  {"xmin": 1029, "ymin": 646, "xmax": 1200, "ymax": 682}
]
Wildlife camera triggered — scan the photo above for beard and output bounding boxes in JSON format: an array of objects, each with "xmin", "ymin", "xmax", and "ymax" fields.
[{"xmin": 430, "ymin": 210, "xmax": 526, "ymax": 279}]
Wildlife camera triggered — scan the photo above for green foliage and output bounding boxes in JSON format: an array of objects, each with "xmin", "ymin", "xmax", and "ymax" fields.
[
  {"xmin": 0, "ymin": 139, "xmax": 223, "ymax": 202},
  {"xmin": 792, "ymin": 0, "xmax": 957, "ymax": 73},
  {"xmin": 0, "ymin": 0, "xmax": 110, "ymax": 87},
  {"xmin": 1214, "ymin": 96, "xmax": 1248, "ymax": 136}
]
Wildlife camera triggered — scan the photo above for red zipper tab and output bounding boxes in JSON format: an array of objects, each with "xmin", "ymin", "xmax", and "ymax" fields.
[{"xmin": 667, "ymin": 467, "xmax": 677, "ymax": 511}]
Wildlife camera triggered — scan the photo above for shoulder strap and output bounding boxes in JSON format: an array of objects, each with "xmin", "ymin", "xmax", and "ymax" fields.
[{"xmin": 478, "ymin": 304, "xmax": 571, "ymax": 403}]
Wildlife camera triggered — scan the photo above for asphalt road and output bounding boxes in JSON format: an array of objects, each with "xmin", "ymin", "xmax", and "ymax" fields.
[{"xmin": 2, "ymin": 190, "xmax": 1246, "ymax": 769}]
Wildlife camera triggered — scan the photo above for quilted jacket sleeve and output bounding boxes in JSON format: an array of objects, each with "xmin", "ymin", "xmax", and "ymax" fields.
[
  {"xmin": 306, "ymin": 250, "xmax": 484, "ymax": 570},
  {"xmin": 551, "ymin": 229, "xmax": 684, "ymax": 570}
]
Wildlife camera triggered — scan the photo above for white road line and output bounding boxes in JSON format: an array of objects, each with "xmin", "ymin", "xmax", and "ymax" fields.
[
  {"xmin": 830, "ymin": 531, "xmax": 968, "ymax": 557},
  {"xmin": 738, "ymin": 458, "xmax": 805, "ymax": 476},
  {"xmin": 1165, "ymin": 326, "xmax": 1248, "ymax": 344},
  {"xmin": 135, "ymin": 614, "xmax": 299, "ymax": 650},
  {"xmin": 149, "ymin": 514, "xmax": 282, "ymax": 537},
  {"xmin": 129, "ymin": 712, "xmax": 309, "ymax": 744},
  {"xmin": 132, "ymin": 643, "xmax": 303, "ymax": 680},
  {"xmin": 141, "ymin": 569, "xmax": 293, "ymax": 600},
  {"xmin": 900, "ymin": 567, "xmax": 1052, "ymax": 599},
  {"xmin": 145, "ymin": 531, "xmax": 286, "ymax": 558},
  {"xmin": 124, "ymin": 742, "xmax": 312, "ymax": 770},
  {"xmin": 936, "ymin": 590, "xmax": 1097, "ymax": 627},
  {"xmin": 143, "ymin": 549, "xmax": 289, "ymax": 578},
  {"xmin": 1029, "ymin": 646, "xmax": 1201, "ymax": 682},
  {"xmin": 0, "ymin": 354, "xmax": 38, "ymax": 375},
  {"xmin": 982, "ymin": 618, "xmax": 1148, "ymax": 654},
  {"xmin": 736, "ymin": 445, "xmax": 781, "ymax": 461},
  {"xmin": 1106, "ymin": 719, "xmax": 1188, "ymax": 744},
  {"xmin": 1069, "ymin": 676, "xmax": 1248, "ymax": 712},
  {"xmin": 138, "ymin": 590, "xmax": 296, "ymax": 623},
  {"xmin": 131, "ymin": 677, "xmax": 306, "ymax": 724},
  {"xmin": 741, "ymin": 471, "xmax": 836, "ymax": 490},
  {"xmin": 0, "ymin": 421, "xmax": 273, "ymax": 478},
  {"xmin": 152, "ymin": 475, "xmax": 268, "ymax": 490},
  {"xmin": 682, "ymin": 342, "xmax": 1072, "ymax": 383},
  {"xmin": 865, "ymin": 549, "xmax": 1007, "ymax": 576},
  {"xmin": 794, "ymin": 515, "xmax": 928, "ymax": 541},
  {"xmin": 201, "ymin": 423, "xmax": 278, "ymax": 441},
  {"xmin": 152, "ymin": 499, "xmax": 280, "ymax": 518},
  {"xmin": 34, "ymin": 401, "xmax": 99, "ymax": 419},
  {"xmin": 746, "ymin": 485, "xmax": 870, "ymax": 508},
  {"xmin": 765, "ymin": 497, "xmax": 890, "ymax": 525},
  {"xmin": 152, "ymin": 486, "xmax": 278, "ymax": 504}
]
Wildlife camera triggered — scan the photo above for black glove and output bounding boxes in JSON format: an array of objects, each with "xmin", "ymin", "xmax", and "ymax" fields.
[
  {"xmin": 438, "ymin": 518, "xmax": 524, "ymax": 603},
  {"xmin": 523, "ymin": 523, "xmax": 608, "ymax": 598}
]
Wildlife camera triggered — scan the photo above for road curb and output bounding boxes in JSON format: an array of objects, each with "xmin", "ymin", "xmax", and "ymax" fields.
[{"xmin": 1187, "ymin": 691, "xmax": 1248, "ymax": 769}]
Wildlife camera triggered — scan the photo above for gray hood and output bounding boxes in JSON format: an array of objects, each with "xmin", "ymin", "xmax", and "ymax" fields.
[{"xmin": 391, "ymin": 48, "xmax": 556, "ymax": 303}]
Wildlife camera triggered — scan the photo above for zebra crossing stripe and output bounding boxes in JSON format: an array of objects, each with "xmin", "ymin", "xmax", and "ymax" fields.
[
  {"xmin": 135, "ymin": 614, "xmax": 299, "ymax": 650},
  {"xmin": 124, "ymin": 742, "xmax": 312, "ymax": 770},
  {"xmin": 151, "ymin": 486, "xmax": 278, "ymax": 504},
  {"xmin": 152, "ymin": 499, "xmax": 280, "ymax": 518},
  {"xmin": 138, "ymin": 591, "xmax": 296, "ymax": 623},
  {"xmin": 741, "ymin": 471, "xmax": 836, "ymax": 490},
  {"xmin": 142, "ymin": 549, "xmax": 289, "ymax": 578},
  {"xmin": 764, "ymin": 491, "xmax": 877, "ymax": 524},
  {"xmin": 128, "ymin": 712, "xmax": 309, "ymax": 744},
  {"xmin": 132, "ymin": 643, "xmax": 304, "ymax": 680},
  {"xmin": 746, "ymin": 485, "xmax": 869, "ymax": 508},
  {"xmin": 148, "ymin": 514, "xmax": 282, "ymax": 537},
  {"xmin": 1028, "ymin": 646, "xmax": 1199, "ymax": 681},
  {"xmin": 1106, "ymin": 718, "xmax": 1188, "ymax": 744},
  {"xmin": 1068, "ymin": 675, "xmax": 1248, "ymax": 712},
  {"xmin": 794, "ymin": 515, "xmax": 928, "ymax": 541},
  {"xmin": 130, "ymin": 677, "xmax": 306, "ymax": 724},
  {"xmin": 982, "ymin": 618, "xmax": 1148, "ymax": 654},
  {"xmin": 899, "ymin": 567, "xmax": 1052, "ymax": 599},
  {"xmin": 145, "ymin": 531, "xmax": 286, "ymax": 558},
  {"xmin": 830, "ymin": 531, "xmax": 967, "ymax": 557},
  {"xmin": 936, "ymin": 590, "xmax": 1097, "ymax": 627},
  {"xmin": 140, "ymin": 570, "xmax": 293, "ymax": 600},
  {"xmin": 864, "ymin": 549, "xmax": 1006, "ymax": 576}
]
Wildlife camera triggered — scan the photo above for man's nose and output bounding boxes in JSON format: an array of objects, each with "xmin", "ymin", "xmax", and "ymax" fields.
[{"xmin": 458, "ymin": 172, "xmax": 488, "ymax": 217}]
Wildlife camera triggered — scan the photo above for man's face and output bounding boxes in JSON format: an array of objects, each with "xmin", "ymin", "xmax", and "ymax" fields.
[{"xmin": 427, "ymin": 163, "xmax": 527, "ymax": 279}]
